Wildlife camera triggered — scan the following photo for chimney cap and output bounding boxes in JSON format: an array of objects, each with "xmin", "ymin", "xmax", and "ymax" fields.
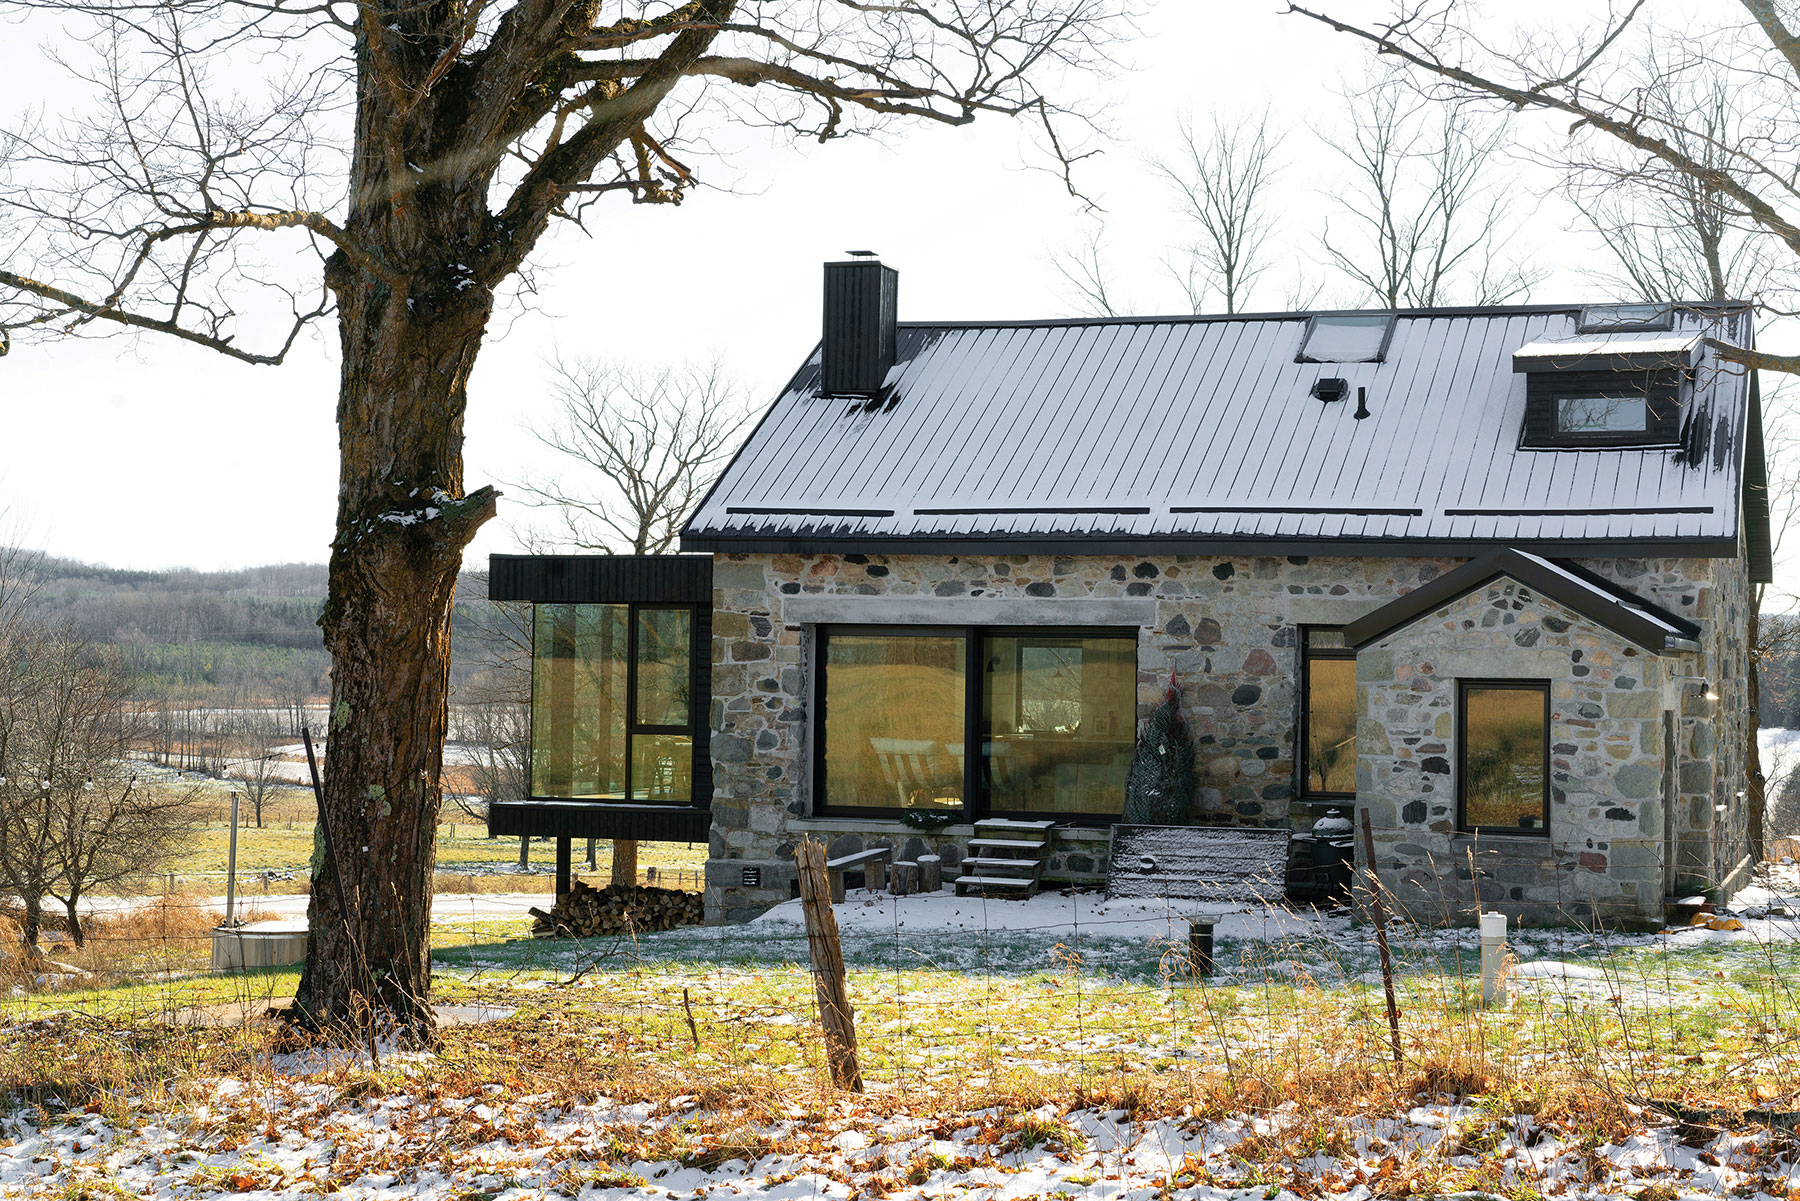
[{"xmin": 846, "ymin": 249, "xmax": 879, "ymax": 258}]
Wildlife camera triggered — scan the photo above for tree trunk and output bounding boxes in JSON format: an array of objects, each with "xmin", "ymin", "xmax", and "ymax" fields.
[
  {"xmin": 63, "ymin": 897, "xmax": 83, "ymax": 948},
  {"xmin": 289, "ymin": 147, "xmax": 498, "ymax": 1044},
  {"xmin": 612, "ymin": 838, "xmax": 638, "ymax": 888},
  {"xmin": 19, "ymin": 895, "xmax": 40, "ymax": 949}
]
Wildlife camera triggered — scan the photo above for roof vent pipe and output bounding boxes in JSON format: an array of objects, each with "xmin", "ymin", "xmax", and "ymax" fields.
[
  {"xmin": 821, "ymin": 253, "xmax": 898, "ymax": 396},
  {"xmin": 1354, "ymin": 386, "xmax": 1370, "ymax": 420}
]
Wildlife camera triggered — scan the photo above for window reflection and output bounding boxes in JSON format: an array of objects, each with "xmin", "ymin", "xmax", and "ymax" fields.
[
  {"xmin": 1460, "ymin": 684, "xmax": 1549, "ymax": 832},
  {"xmin": 1557, "ymin": 395, "xmax": 1648, "ymax": 433},
  {"xmin": 532, "ymin": 604, "xmax": 628, "ymax": 799},
  {"xmin": 822, "ymin": 633, "xmax": 966, "ymax": 811},
  {"xmin": 636, "ymin": 608, "xmax": 691, "ymax": 727},
  {"xmin": 1305, "ymin": 649, "xmax": 1356, "ymax": 794},
  {"xmin": 981, "ymin": 634, "xmax": 1135, "ymax": 815}
]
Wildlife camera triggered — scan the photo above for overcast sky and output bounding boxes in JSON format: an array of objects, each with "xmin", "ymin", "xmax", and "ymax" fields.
[{"xmin": 1, "ymin": 1, "xmax": 1785, "ymax": 587}]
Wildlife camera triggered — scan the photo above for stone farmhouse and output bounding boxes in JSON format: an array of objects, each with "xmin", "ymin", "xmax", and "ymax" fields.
[{"xmin": 489, "ymin": 257, "xmax": 1771, "ymax": 928}]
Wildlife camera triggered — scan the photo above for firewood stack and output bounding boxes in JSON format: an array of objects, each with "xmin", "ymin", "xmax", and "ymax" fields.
[{"xmin": 529, "ymin": 879, "xmax": 703, "ymax": 938}]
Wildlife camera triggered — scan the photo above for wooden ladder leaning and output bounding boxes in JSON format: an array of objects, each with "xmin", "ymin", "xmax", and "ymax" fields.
[{"xmin": 954, "ymin": 818, "xmax": 1055, "ymax": 899}]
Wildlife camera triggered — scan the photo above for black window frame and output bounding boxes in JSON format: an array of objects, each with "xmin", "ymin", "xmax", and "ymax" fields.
[
  {"xmin": 1295, "ymin": 312, "xmax": 1397, "ymax": 364},
  {"xmin": 527, "ymin": 600, "xmax": 708, "ymax": 808},
  {"xmin": 1456, "ymin": 679, "xmax": 1552, "ymax": 837},
  {"xmin": 1298, "ymin": 626, "xmax": 1357, "ymax": 802},
  {"xmin": 813, "ymin": 624, "xmax": 1139, "ymax": 824},
  {"xmin": 1519, "ymin": 367, "xmax": 1684, "ymax": 449}
]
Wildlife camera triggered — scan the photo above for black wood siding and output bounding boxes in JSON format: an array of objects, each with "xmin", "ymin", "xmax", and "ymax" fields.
[
  {"xmin": 1520, "ymin": 368, "xmax": 1683, "ymax": 449},
  {"xmin": 488, "ymin": 554, "xmax": 712, "ymax": 604}
]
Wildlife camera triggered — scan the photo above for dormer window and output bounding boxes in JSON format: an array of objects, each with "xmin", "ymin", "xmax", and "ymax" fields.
[
  {"xmin": 1513, "ymin": 332, "xmax": 1697, "ymax": 449},
  {"xmin": 1297, "ymin": 312, "xmax": 1395, "ymax": 363},
  {"xmin": 1556, "ymin": 394, "xmax": 1649, "ymax": 435}
]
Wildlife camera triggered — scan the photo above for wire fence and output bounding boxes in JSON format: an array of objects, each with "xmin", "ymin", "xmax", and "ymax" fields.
[{"xmin": 5, "ymin": 854, "xmax": 1800, "ymax": 1129}]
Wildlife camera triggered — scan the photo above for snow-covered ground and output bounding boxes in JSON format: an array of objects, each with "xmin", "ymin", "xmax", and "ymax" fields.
[
  {"xmin": 440, "ymin": 862, "xmax": 1800, "ymax": 992},
  {"xmin": 5, "ymin": 1079, "xmax": 1795, "ymax": 1200}
]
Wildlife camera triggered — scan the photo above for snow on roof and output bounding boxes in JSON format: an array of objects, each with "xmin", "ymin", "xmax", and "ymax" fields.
[{"xmin": 684, "ymin": 303, "xmax": 1754, "ymax": 555}]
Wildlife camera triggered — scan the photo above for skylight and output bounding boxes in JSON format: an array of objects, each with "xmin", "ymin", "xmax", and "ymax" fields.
[
  {"xmin": 1577, "ymin": 303, "xmax": 1673, "ymax": 333},
  {"xmin": 1297, "ymin": 313, "xmax": 1395, "ymax": 363}
]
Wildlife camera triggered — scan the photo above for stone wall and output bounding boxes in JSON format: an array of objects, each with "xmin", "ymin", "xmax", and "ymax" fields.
[
  {"xmin": 1356, "ymin": 576, "xmax": 1685, "ymax": 927},
  {"xmin": 703, "ymin": 550, "xmax": 1736, "ymax": 924}
]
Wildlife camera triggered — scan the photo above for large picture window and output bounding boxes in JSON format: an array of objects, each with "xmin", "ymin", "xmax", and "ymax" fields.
[
  {"xmin": 816, "ymin": 626, "xmax": 1138, "ymax": 821},
  {"xmin": 1457, "ymin": 681, "xmax": 1550, "ymax": 835},
  {"xmin": 1300, "ymin": 628, "xmax": 1356, "ymax": 797},
  {"xmin": 819, "ymin": 630, "xmax": 966, "ymax": 811},
  {"xmin": 531, "ymin": 603, "xmax": 696, "ymax": 803},
  {"xmin": 982, "ymin": 634, "xmax": 1136, "ymax": 815}
]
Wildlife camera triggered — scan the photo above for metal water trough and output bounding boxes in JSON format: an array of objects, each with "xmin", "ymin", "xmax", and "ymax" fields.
[{"xmin": 211, "ymin": 920, "xmax": 308, "ymax": 971}]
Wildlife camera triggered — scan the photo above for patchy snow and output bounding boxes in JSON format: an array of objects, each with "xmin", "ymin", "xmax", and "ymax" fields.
[{"xmin": 3, "ymin": 1083, "xmax": 1795, "ymax": 1200}]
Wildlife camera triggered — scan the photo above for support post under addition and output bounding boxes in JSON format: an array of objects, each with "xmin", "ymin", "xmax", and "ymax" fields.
[{"xmin": 555, "ymin": 836, "xmax": 572, "ymax": 900}]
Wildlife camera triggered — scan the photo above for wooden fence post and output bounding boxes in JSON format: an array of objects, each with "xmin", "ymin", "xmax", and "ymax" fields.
[
  {"xmin": 795, "ymin": 837, "xmax": 864, "ymax": 1092},
  {"xmin": 1360, "ymin": 810, "xmax": 1404, "ymax": 1067}
]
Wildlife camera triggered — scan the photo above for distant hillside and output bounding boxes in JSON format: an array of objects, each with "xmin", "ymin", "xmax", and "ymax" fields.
[{"xmin": 21, "ymin": 554, "xmax": 515, "ymax": 705}]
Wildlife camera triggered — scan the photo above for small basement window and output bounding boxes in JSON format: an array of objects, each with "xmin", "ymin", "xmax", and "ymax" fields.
[
  {"xmin": 1577, "ymin": 303, "xmax": 1673, "ymax": 333},
  {"xmin": 1297, "ymin": 313, "xmax": 1395, "ymax": 363}
]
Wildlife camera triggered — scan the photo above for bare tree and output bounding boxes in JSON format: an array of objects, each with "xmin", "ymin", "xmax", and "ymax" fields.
[
  {"xmin": 1048, "ymin": 223, "xmax": 1133, "ymax": 318},
  {"xmin": 0, "ymin": 621, "xmax": 195, "ymax": 948},
  {"xmin": 0, "ymin": 0, "xmax": 1128, "ymax": 1043},
  {"xmin": 228, "ymin": 710, "xmax": 289, "ymax": 829},
  {"xmin": 1151, "ymin": 108, "xmax": 1285, "ymax": 315},
  {"xmin": 1287, "ymin": 1, "xmax": 1800, "ymax": 373},
  {"xmin": 511, "ymin": 357, "xmax": 756, "ymax": 554},
  {"xmin": 1318, "ymin": 69, "xmax": 1544, "ymax": 309}
]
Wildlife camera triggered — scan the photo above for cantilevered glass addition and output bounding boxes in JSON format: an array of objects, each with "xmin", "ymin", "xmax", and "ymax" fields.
[
  {"xmin": 1301, "ymin": 628, "xmax": 1356, "ymax": 797},
  {"xmin": 1297, "ymin": 313, "xmax": 1395, "ymax": 363},
  {"xmin": 981, "ymin": 634, "xmax": 1136, "ymax": 815},
  {"xmin": 820, "ymin": 630, "xmax": 967, "ymax": 811},
  {"xmin": 817, "ymin": 627, "xmax": 1137, "ymax": 820},
  {"xmin": 531, "ymin": 603, "xmax": 693, "ymax": 802},
  {"xmin": 1458, "ymin": 682, "xmax": 1550, "ymax": 834}
]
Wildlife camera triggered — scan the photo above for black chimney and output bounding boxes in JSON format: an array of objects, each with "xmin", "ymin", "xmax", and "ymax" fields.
[{"xmin": 821, "ymin": 252, "xmax": 898, "ymax": 396}]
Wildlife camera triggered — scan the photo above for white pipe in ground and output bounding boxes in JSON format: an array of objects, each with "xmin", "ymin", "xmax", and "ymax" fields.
[{"xmin": 1480, "ymin": 910, "xmax": 1508, "ymax": 1005}]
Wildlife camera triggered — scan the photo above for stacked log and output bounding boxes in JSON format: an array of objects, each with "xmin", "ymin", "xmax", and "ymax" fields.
[{"xmin": 529, "ymin": 879, "xmax": 703, "ymax": 938}]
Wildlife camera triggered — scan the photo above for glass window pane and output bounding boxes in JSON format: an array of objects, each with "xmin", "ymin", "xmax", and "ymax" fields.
[
  {"xmin": 631, "ymin": 733, "xmax": 692, "ymax": 803},
  {"xmin": 1557, "ymin": 395, "xmax": 1647, "ymax": 433},
  {"xmin": 1305, "ymin": 656, "xmax": 1356, "ymax": 794},
  {"xmin": 531, "ymin": 604, "xmax": 628, "ymax": 799},
  {"xmin": 823, "ymin": 633, "xmax": 966, "ymax": 811},
  {"xmin": 1578, "ymin": 302, "xmax": 1672, "ymax": 332},
  {"xmin": 636, "ymin": 608, "xmax": 691, "ymax": 727},
  {"xmin": 1461, "ymin": 686, "xmax": 1548, "ymax": 831},
  {"xmin": 982, "ymin": 634, "xmax": 1136, "ymax": 815},
  {"xmin": 1300, "ymin": 313, "xmax": 1393, "ymax": 362}
]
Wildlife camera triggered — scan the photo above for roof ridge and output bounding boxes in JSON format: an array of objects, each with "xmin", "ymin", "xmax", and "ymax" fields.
[{"xmin": 895, "ymin": 300, "xmax": 1754, "ymax": 331}]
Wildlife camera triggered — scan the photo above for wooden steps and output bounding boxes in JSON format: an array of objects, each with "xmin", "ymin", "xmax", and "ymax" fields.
[{"xmin": 955, "ymin": 819, "xmax": 1054, "ymax": 898}]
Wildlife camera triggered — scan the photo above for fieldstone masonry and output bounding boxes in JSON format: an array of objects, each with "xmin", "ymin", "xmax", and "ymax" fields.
[{"xmin": 704, "ymin": 550, "xmax": 1750, "ymax": 926}]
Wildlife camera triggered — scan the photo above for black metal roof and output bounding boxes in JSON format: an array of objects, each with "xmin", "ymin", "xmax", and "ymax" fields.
[{"xmin": 683, "ymin": 301, "xmax": 1770, "ymax": 579}]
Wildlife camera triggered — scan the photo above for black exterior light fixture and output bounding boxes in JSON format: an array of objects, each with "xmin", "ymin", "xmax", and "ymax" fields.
[{"xmin": 1312, "ymin": 377, "xmax": 1348, "ymax": 403}]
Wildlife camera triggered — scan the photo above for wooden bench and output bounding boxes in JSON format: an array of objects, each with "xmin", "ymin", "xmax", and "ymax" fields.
[{"xmin": 825, "ymin": 846, "xmax": 892, "ymax": 902}]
